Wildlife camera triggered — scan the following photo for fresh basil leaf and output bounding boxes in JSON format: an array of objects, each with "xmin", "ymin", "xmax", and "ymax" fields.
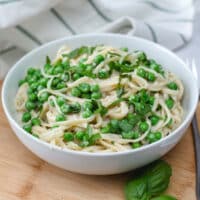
[
  {"xmin": 125, "ymin": 160, "xmax": 172, "ymax": 200},
  {"xmin": 151, "ymin": 195, "xmax": 177, "ymax": 200},
  {"xmin": 146, "ymin": 160, "xmax": 172, "ymax": 196},
  {"xmin": 125, "ymin": 177, "xmax": 150, "ymax": 200}
]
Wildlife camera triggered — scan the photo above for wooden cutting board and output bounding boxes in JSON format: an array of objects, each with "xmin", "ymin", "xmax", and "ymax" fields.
[{"xmin": 0, "ymin": 81, "xmax": 199, "ymax": 200}]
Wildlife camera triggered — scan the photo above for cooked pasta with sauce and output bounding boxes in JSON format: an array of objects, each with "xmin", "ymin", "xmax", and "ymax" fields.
[{"xmin": 15, "ymin": 45, "xmax": 184, "ymax": 152}]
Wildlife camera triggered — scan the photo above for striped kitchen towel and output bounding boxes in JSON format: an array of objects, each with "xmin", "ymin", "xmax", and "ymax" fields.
[{"xmin": 0, "ymin": 0, "xmax": 195, "ymax": 79}]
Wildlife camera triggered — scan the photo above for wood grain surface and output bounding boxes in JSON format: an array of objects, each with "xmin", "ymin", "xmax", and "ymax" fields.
[{"xmin": 0, "ymin": 81, "xmax": 199, "ymax": 200}]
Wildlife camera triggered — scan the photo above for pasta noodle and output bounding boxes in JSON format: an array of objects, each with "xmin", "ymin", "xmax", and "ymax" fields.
[{"xmin": 15, "ymin": 45, "xmax": 184, "ymax": 153}]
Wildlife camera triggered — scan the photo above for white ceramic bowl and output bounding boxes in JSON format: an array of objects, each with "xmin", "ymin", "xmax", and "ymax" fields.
[{"xmin": 2, "ymin": 33, "xmax": 199, "ymax": 175}]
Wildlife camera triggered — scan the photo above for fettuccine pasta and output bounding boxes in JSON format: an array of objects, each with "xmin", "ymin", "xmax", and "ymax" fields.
[{"xmin": 15, "ymin": 45, "xmax": 184, "ymax": 152}]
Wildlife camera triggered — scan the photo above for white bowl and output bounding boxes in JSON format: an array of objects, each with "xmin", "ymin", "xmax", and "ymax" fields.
[{"xmin": 2, "ymin": 33, "xmax": 199, "ymax": 175}]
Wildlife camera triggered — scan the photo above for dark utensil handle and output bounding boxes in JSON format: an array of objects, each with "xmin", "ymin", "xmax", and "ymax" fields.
[{"xmin": 192, "ymin": 114, "xmax": 200, "ymax": 199}]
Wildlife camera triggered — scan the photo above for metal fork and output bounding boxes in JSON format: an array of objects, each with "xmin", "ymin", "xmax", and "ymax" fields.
[{"xmin": 186, "ymin": 59, "xmax": 200, "ymax": 199}]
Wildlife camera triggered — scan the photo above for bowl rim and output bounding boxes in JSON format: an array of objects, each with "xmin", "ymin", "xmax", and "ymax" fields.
[{"xmin": 2, "ymin": 33, "xmax": 199, "ymax": 157}]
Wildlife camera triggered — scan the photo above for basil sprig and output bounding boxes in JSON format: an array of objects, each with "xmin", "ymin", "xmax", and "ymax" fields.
[{"xmin": 125, "ymin": 160, "xmax": 177, "ymax": 200}]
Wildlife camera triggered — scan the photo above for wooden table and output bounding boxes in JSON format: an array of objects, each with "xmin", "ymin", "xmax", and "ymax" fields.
[{"xmin": 0, "ymin": 81, "xmax": 199, "ymax": 200}]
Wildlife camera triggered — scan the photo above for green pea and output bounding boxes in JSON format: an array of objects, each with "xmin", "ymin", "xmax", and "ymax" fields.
[
  {"xmin": 85, "ymin": 65, "xmax": 93, "ymax": 72},
  {"xmin": 37, "ymin": 85, "xmax": 45, "ymax": 91},
  {"xmin": 165, "ymin": 97, "xmax": 174, "ymax": 109},
  {"xmin": 60, "ymin": 104, "xmax": 71, "ymax": 114},
  {"xmin": 139, "ymin": 121, "xmax": 149, "ymax": 132},
  {"xmin": 25, "ymin": 100, "xmax": 35, "ymax": 111},
  {"xmin": 30, "ymin": 82, "xmax": 39, "ymax": 90},
  {"xmin": 75, "ymin": 131, "xmax": 85, "ymax": 141},
  {"xmin": 78, "ymin": 83, "xmax": 90, "ymax": 93},
  {"xmin": 147, "ymin": 132, "xmax": 156, "ymax": 143},
  {"xmin": 40, "ymin": 78, "xmax": 48, "ymax": 87},
  {"xmin": 77, "ymin": 62, "xmax": 86, "ymax": 73},
  {"xmin": 155, "ymin": 131, "xmax": 162, "ymax": 140},
  {"xmin": 18, "ymin": 79, "xmax": 26, "ymax": 86},
  {"xmin": 72, "ymin": 73, "xmax": 81, "ymax": 80},
  {"xmin": 150, "ymin": 115, "xmax": 159, "ymax": 126},
  {"xmin": 62, "ymin": 59, "xmax": 70, "ymax": 69},
  {"xmin": 22, "ymin": 112, "xmax": 31, "ymax": 122},
  {"xmin": 132, "ymin": 142, "xmax": 141, "ymax": 149},
  {"xmin": 82, "ymin": 110, "xmax": 92, "ymax": 118},
  {"xmin": 63, "ymin": 132, "xmax": 74, "ymax": 142},
  {"xmin": 61, "ymin": 73, "xmax": 69, "ymax": 82},
  {"xmin": 91, "ymin": 92, "xmax": 102, "ymax": 99},
  {"xmin": 138, "ymin": 89, "xmax": 148, "ymax": 102},
  {"xmin": 27, "ymin": 68, "xmax": 35, "ymax": 75},
  {"xmin": 71, "ymin": 87, "xmax": 81, "ymax": 97},
  {"xmin": 137, "ymin": 68, "xmax": 146, "ymax": 78},
  {"xmin": 53, "ymin": 65, "xmax": 63, "ymax": 74},
  {"xmin": 56, "ymin": 96, "xmax": 66, "ymax": 106},
  {"xmin": 150, "ymin": 61, "xmax": 162, "ymax": 73},
  {"xmin": 132, "ymin": 131, "xmax": 140, "ymax": 139},
  {"xmin": 94, "ymin": 55, "xmax": 104, "ymax": 64},
  {"xmin": 47, "ymin": 67, "xmax": 54, "ymax": 75},
  {"xmin": 38, "ymin": 92, "xmax": 49, "ymax": 103},
  {"xmin": 28, "ymin": 93, "xmax": 37, "ymax": 102},
  {"xmin": 147, "ymin": 72, "xmax": 156, "ymax": 82},
  {"xmin": 167, "ymin": 82, "xmax": 178, "ymax": 90},
  {"xmin": 56, "ymin": 82, "xmax": 66, "ymax": 89},
  {"xmin": 31, "ymin": 118, "xmax": 41, "ymax": 126},
  {"xmin": 56, "ymin": 114, "xmax": 66, "ymax": 122},
  {"xmin": 23, "ymin": 123, "xmax": 32, "ymax": 133},
  {"xmin": 98, "ymin": 70, "xmax": 109, "ymax": 79},
  {"xmin": 149, "ymin": 96, "xmax": 155, "ymax": 105},
  {"xmin": 27, "ymin": 76, "xmax": 37, "ymax": 85},
  {"xmin": 90, "ymin": 84, "xmax": 100, "ymax": 92},
  {"xmin": 34, "ymin": 69, "xmax": 42, "ymax": 78}
]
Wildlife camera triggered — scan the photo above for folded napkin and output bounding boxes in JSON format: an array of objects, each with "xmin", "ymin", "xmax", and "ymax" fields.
[{"xmin": 0, "ymin": 0, "xmax": 195, "ymax": 79}]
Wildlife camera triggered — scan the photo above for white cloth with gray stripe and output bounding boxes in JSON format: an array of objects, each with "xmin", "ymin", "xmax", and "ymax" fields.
[{"xmin": 0, "ymin": 0, "xmax": 195, "ymax": 79}]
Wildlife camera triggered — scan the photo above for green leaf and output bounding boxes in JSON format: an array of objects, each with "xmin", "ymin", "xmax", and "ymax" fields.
[
  {"xmin": 145, "ymin": 160, "xmax": 172, "ymax": 196},
  {"xmin": 124, "ymin": 160, "xmax": 172, "ymax": 200},
  {"xmin": 125, "ymin": 177, "xmax": 150, "ymax": 200},
  {"xmin": 46, "ymin": 56, "xmax": 51, "ymax": 64},
  {"xmin": 151, "ymin": 195, "xmax": 177, "ymax": 200},
  {"xmin": 64, "ymin": 46, "xmax": 95, "ymax": 59},
  {"xmin": 119, "ymin": 119, "xmax": 133, "ymax": 132}
]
